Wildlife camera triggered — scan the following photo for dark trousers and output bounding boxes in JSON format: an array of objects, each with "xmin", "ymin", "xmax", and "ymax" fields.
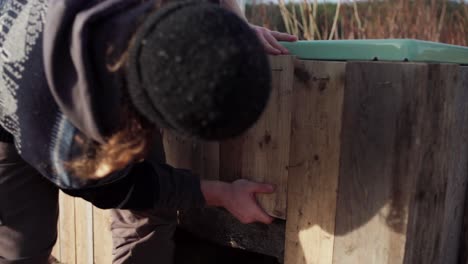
[{"xmin": 0, "ymin": 142, "xmax": 176, "ymax": 264}]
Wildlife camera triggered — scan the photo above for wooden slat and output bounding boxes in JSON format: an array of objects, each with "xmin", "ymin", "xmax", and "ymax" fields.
[
  {"xmin": 219, "ymin": 55, "xmax": 294, "ymax": 219},
  {"xmin": 162, "ymin": 131, "xmax": 198, "ymax": 171},
  {"xmin": 332, "ymin": 62, "xmax": 427, "ymax": 264},
  {"xmin": 462, "ymin": 192, "xmax": 468, "ymax": 264},
  {"xmin": 284, "ymin": 60, "xmax": 346, "ymax": 264},
  {"xmin": 75, "ymin": 198, "xmax": 94, "ymax": 264},
  {"xmin": 460, "ymin": 66, "xmax": 468, "ymax": 264},
  {"xmin": 219, "ymin": 138, "xmax": 244, "ymax": 183},
  {"xmin": 162, "ymin": 131, "xmax": 219, "ymax": 181},
  {"xmin": 402, "ymin": 64, "xmax": 468, "ymax": 264},
  {"xmin": 93, "ymin": 208, "xmax": 113, "ymax": 264},
  {"xmin": 58, "ymin": 192, "xmax": 76, "ymax": 263},
  {"xmin": 332, "ymin": 62, "xmax": 468, "ymax": 264},
  {"xmin": 197, "ymin": 142, "xmax": 219, "ymax": 181},
  {"xmin": 426, "ymin": 65, "xmax": 468, "ymax": 264}
]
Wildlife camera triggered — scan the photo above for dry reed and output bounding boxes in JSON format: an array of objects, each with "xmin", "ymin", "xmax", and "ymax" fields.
[{"xmin": 249, "ymin": 0, "xmax": 468, "ymax": 46}]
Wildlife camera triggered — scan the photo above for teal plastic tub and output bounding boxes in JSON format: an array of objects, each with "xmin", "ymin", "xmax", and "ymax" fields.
[{"xmin": 280, "ymin": 39, "xmax": 468, "ymax": 65}]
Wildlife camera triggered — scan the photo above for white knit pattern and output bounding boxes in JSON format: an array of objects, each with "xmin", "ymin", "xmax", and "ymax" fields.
[{"xmin": 0, "ymin": 0, "xmax": 47, "ymax": 152}]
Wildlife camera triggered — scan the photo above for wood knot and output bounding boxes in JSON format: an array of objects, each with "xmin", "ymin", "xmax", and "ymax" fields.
[
  {"xmin": 313, "ymin": 76, "xmax": 330, "ymax": 92},
  {"xmin": 258, "ymin": 131, "xmax": 272, "ymax": 148},
  {"xmin": 294, "ymin": 67, "xmax": 311, "ymax": 84}
]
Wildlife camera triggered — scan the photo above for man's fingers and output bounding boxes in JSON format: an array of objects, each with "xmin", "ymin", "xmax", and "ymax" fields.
[
  {"xmin": 271, "ymin": 31, "xmax": 298, "ymax": 42},
  {"xmin": 257, "ymin": 33, "xmax": 281, "ymax": 55},
  {"xmin": 264, "ymin": 32, "xmax": 290, "ymax": 54},
  {"xmin": 257, "ymin": 211, "xmax": 274, "ymax": 224},
  {"xmin": 252, "ymin": 200, "xmax": 274, "ymax": 224},
  {"xmin": 252, "ymin": 25, "xmax": 295, "ymax": 55},
  {"xmin": 255, "ymin": 183, "xmax": 276, "ymax": 194}
]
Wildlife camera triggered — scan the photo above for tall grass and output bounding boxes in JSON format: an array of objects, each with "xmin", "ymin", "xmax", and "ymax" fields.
[{"xmin": 246, "ymin": 0, "xmax": 468, "ymax": 46}]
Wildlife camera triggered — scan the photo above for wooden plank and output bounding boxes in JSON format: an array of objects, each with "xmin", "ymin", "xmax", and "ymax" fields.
[
  {"xmin": 402, "ymin": 64, "xmax": 468, "ymax": 264},
  {"xmin": 284, "ymin": 60, "xmax": 346, "ymax": 264},
  {"xmin": 332, "ymin": 62, "xmax": 428, "ymax": 264},
  {"xmin": 219, "ymin": 138, "xmax": 244, "ymax": 183},
  {"xmin": 434, "ymin": 65, "xmax": 468, "ymax": 264},
  {"xmin": 219, "ymin": 55, "xmax": 294, "ymax": 219},
  {"xmin": 162, "ymin": 130, "xmax": 219, "ymax": 181},
  {"xmin": 197, "ymin": 142, "xmax": 219, "ymax": 181},
  {"xmin": 75, "ymin": 198, "xmax": 94, "ymax": 264},
  {"xmin": 460, "ymin": 68, "xmax": 468, "ymax": 264},
  {"xmin": 162, "ymin": 131, "xmax": 198, "ymax": 170},
  {"xmin": 93, "ymin": 207, "xmax": 113, "ymax": 264},
  {"xmin": 331, "ymin": 62, "xmax": 468, "ymax": 264},
  {"xmin": 58, "ymin": 192, "xmax": 76, "ymax": 264},
  {"xmin": 462, "ymin": 187, "xmax": 468, "ymax": 263}
]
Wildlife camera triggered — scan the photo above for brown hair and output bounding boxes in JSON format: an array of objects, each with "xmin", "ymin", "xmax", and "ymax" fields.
[{"xmin": 68, "ymin": 103, "xmax": 155, "ymax": 179}]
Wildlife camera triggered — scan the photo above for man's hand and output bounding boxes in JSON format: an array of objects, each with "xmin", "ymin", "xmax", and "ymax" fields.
[
  {"xmin": 219, "ymin": 0, "xmax": 297, "ymax": 55},
  {"xmin": 201, "ymin": 179, "xmax": 275, "ymax": 224},
  {"xmin": 250, "ymin": 24, "xmax": 297, "ymax": 55}
]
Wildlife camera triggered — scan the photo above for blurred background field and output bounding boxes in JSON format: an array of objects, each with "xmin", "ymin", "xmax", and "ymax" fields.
[{"xmin": 245, "ymin": 0, "xmax": 468, "ymax": 46}]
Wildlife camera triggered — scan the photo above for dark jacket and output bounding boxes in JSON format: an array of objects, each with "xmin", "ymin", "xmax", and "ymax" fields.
[{"xmin": 0, "ymin": 0, "xmax": 205, "ymax": 210}]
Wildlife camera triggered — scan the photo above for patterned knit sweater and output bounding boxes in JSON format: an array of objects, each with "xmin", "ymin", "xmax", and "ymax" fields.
[{"xmin": 0, "ymin": 0, "xmax": 205, "ymax": 210}]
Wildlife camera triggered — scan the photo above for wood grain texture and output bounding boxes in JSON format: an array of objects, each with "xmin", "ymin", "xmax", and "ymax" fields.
[
  {"xmin": 284, "ymin": 60, "xmax": 346, "ymax": 264},
  {"xmin": 332, "ymin": 62, "xmax": 468, "ymax": 264},
  {"xmin": 462, "ymin": 174, "xmax": 468, "ymax": 263},
  {"xmin": 432, "ymin": 65, "xmax": 468, "ymax": 263},
  {"xmin": 332, "ymin": 62, "xmax": 424, "ymax": 264},
  {"xmin": 402, "ymin": 64, "xmax": 468, "ymax": 264},
  {"xmin": 93, "ymin": 208, "xmax": 113, "ymax": 264},
  {"xmin": 197, "ymin": 142, "xmax": 219, "ymax": 181},
  {"xmin": 162, "ymin": 131, "xmax": 198, "ymax": 171},
  {"xmin": 161, "ymin": 130, "xmax": 220, "ymax": 179},
  {"xmin": 219, "ymin": 55, "xmax": 294, "ymax": 219},
  {"xmin": 58, "ymin": 192, "xmax": 76, "ymax": 263},
  {"xmin": 460, "ymin": 67, "xmax": 468, "ymax": 264},
  {"xmin": 75, "ymin": 198, "xmax": 94, "ymax": 264}
]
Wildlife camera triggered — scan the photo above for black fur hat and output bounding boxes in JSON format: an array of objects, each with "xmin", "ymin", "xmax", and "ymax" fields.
[{"xmin": 126, "ymin": 1, "xmax": 271, "ymax": 140}]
